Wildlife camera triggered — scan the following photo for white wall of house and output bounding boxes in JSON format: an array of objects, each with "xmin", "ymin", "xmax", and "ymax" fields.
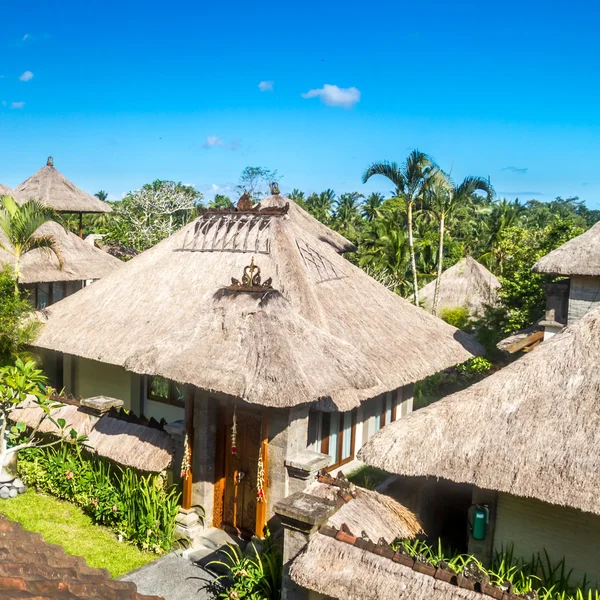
[
  {"xmin": 143, "ymin": 398, "xmax": 185, "ymax": 423},
  {"xmin": 70, "ymin": 356, "xmax": 133, "ymax": 408},
  {"xmin": 568, "ymin": 276, "xmax": 600, "ymax": 325},
  {"xmin": 494, "ymin": 493, "xmax": 600, "ymax": 587}
]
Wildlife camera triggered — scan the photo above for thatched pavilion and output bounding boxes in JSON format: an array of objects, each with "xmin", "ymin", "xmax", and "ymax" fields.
[
  {"xmin": 360, "ymin": 307, "xmax": 600, "ymax": 585},
  {"xmin": 0, "ymin": 220, "xmax": 122, "ymax": 309},
  {"xmin": 32, "ymin": 192, "xmax": 481, "ymax": 538},
  {"xmin": 419, "ymin": 256, "xmax": 500, "ymax": 317},
  {"xmin": 14, "ymin": 157, "xmax": 111, "ymax": 237},
  {"xmin": 533, "ymin": 221, "xmax": 600, "ymax": 335}
]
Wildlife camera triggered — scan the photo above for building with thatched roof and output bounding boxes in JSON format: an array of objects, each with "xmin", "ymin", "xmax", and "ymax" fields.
[
  {"xmin": 533, "ymin": 221, "xmax": 600, "ymax": 338},
  {"xmin": 32, "ymin": 192, "xmax": 481, "ymax": 538},
  {"xmin": 360, "ymin": 307, "xmax": 600, "ymax": 585},
  {"xmin": 0, "ymin": 183, "xmax": 12, "ymax": 196},
  {"xmin": 14, "ymin": 157, "xmax": 111, "ymax": 236},
  {"xmin": 419, "ymin": 256, "xmax": 500, "ymax": 317},
  {"xmin": 0, "ymin": 221, "xmax": 122, "ymax": 309}
]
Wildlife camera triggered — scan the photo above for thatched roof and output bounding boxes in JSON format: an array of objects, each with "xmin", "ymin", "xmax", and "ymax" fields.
[
  {"xmin": 0, "ymin": 221, "xmax": 122, "ymax": 283},
  {"xmin": 305, "ymin": 479, "xmax": 423, "ymax": 542},
  {"xmin": 533, "ymin": 221, "xmax": 600, "ymax": 276},
  {"xmin": 290, "ymin": 534, "xmax": 482, "ymax": 600},
  {"xmin": 0, "ymin": 183, "xmax": 12, "ymax": 196},
  {"xmin": 33, "ymin": 195, "xmax": 481, "ymax": 411},
  {"xmin": 360, "ymin": 307, "xmax": 600, "ymax": 516},
  {"xmin": 14, "ymin": 157, "xmax": 112, "ymax": 214},
  {"xmin": 419, "ymin": 256, "xmax": 500, "ymax": 316},
  {"xmin": 10, "ymin": 400, "xmax": 173, "ymax": 472}
]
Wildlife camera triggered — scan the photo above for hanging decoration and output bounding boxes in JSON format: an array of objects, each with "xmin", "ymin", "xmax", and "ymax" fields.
[
  {"xmin": 257, "ymin": 447, "xmax": 265, "ymax": 503},
  {"xmin": 180, "ymin": 433, "xmax": 191, "ymax": 479},
  {"xmin": 231, "ymin": 405, "xmax": 238, "ymax": 454}
]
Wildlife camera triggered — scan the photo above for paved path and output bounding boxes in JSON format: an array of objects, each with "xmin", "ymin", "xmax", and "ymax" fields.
[{"xmin": 120, "ymin": 551, "xmax": 219, "ymax": 600}]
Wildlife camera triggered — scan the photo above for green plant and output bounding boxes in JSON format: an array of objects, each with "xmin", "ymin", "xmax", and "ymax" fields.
[
  {"xmin": 18, "ymin": 444, "xmax": 181, "ymax": 553},
  {"xmin": 209, "ymin": 532, "xmax": 282, "ymax": 599},
  {"xmin": 456, "ymin": 356, "xmax": 493, "ymax": 376},
  {"xmin": 439, "ymin": 306, "xmax": 472, "ymax": 331}
]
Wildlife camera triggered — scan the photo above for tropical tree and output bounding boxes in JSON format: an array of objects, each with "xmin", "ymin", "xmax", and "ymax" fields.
[
  {"xmin": 94, "ymin": 190, "xmax": 108, "ymax": 202},
  {"xmin": 0, "ymin": 196, "xmax": 63, "ymax": 291},
  {"xmin": 306, "ymin": 189, "xmax": 336, "ymax": 223},
  {"xmin": 361, "ymin": 192, "xmax": 385, "ymax": 222},
  {"xmin": 362, "ymin": 150, "xmax": 433, "ymax": 305},
  {"xmin": 479, "ymin": 198, "xmax": 523, "ymax": 273},
  {"xmin": 334, "ymin": 192, "xmax": 363, "ymax": 227},
  {"xmin": 236, "ymin": 167, "xmax": 279, "ymax": 202},
  {"xmin": 210, "ymin": 194, "xmax": 233, "ymax": 209},
  {"xmin": 424, "ymin": 171, "xmax": 493, "ymax": 315}
]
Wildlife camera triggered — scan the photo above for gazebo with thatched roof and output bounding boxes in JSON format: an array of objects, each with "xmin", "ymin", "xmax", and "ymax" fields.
[
  {"xmin": 0, "ymin": 220, "xmax": 122, "ymax": 309},
  {"xmin": 32, "ymin": 190, "xmax": 481, "ymax": 538},
  {"xmin": 419, "ymin": 256, "xmax": 500, "ymax": 317},
  {"xmin": 14, "ymin": 157, "xmax": 111, "ymax": 237},
  {"xmin": 360, "ymin": 307, "xmax": 600, "ymax": 585}
]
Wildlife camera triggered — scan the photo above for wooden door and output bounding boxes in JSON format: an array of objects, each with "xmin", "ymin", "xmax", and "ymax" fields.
[{"xmin": 215, "ymin": 405, "xmax": 263, "ymax": 536}]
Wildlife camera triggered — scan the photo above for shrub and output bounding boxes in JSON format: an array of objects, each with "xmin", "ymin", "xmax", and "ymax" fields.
[
  {"xmin": 18, "ymin": 444, "xmax": 180, "ymax": 553},
  {"xmin": 209, "ymin": 531, "xmax": 282, "ymax": 600},
  {"xmin": 439, "ymin": 306, "xmax": 472, "ymax": 331}
]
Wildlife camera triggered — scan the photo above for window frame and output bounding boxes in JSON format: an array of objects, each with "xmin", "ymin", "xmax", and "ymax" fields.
[
  {"xmin": 146, "ymin": 375, "xmax": 185, "ymax": 408},
  {"xmin": 320, "ymin": 409, "xmax": 357, "ymax": 471}
]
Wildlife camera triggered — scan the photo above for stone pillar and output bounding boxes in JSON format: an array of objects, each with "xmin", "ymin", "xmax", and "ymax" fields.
[
  {"xmin": 467, "ymin": 487, "xmax": 498, "ymax": 566},
  {"xmin": 274, "ymin": 492, "xmax": 337, "ymax": 600},
  {"xmin": 285, "ymin": 451, "xmax": 330, "ymax": 496},
  {"xmin": 191, "ymin": 392, "xmax": 217, "ymax": 527},
  {"xmin": 164, "ymin": 420, "xmax": 185, "ymax": 484}
]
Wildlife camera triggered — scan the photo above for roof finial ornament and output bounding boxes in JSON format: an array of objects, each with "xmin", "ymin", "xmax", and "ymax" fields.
[
  {"xmin": 47, "ymin": 156, "xmax": 54, "ymax": 167},
  {"xmin": 237, "ymin": 191, "xmax": 253, "ymax": 211},
  {"xmin": 229, "ymin": 256, "xmax": 273, "ymax": 292},
  {"xmin": 269, "ymin": 181, "xmax": 280, "ymax": 196}
]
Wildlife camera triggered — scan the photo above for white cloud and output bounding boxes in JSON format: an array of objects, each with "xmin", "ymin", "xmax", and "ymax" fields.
[
  {"xmin": 258, "ymin": 80, "xmax": 274, "ymax": 92},
  {"xmin": 203, "ymin": 136, "xmax": 240, "ymax": 151},
  {"xmin": 203, "ymin": 135, "xmax": 225, "ymax": 148},
  {"xmin": 22, "ymin": 34, "xmax": 30, "ymax": 42},
  {"xmin": 19, "ymin": 71, "xmax": 34, "ymax": 82},
  {"xmin": 301, "ymin": 84, "xmax": 360, "ymax": 108},
  {"xmin": 10, "ymin": 102, "xmax": 25, "ymax": 109}
]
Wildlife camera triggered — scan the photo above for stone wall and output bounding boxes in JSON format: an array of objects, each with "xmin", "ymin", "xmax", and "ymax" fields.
[{"xmin": 568, "ymin": 276, "xmax": 600, "ymax": 324}]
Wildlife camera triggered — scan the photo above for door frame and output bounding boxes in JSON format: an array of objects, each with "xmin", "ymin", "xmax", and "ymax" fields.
[{"xmin": 213, "ymin": 401, "xmax": 269, "ymax": 537}]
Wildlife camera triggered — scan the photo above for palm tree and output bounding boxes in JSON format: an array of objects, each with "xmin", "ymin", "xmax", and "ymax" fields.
[
  {"xmin": 0, "ymin": 196, "xmax": 63, "ymax": 292},
  {"xmin": 362, "ymin": 150, "xmax": 433, "ymax": 305},
  {"xmin": 361, "ymin": 192, "xmax": 385, "ymax": 222},
  {"xmin": 424, "ymin": 171, "xmax": 493, "ymax": 315},
  {"xmin": 480, "ymin": 198, "xmax": 523, "ymax": 273},
  {"xmin": 306, "ymin": 189, "xmax": 336, "ymax": 223},
  {"xmin": 334, "ymin": 192, "xmax": 363, "ymax": 227},
  {"xmin": 94, "ymin": 190, "xmax": 108, "ymax": 202}
]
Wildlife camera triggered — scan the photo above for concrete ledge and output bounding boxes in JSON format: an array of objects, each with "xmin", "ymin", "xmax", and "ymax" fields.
[{"xmin": 285, "ymin": 451, "xmax": 330, "ymax": 479}]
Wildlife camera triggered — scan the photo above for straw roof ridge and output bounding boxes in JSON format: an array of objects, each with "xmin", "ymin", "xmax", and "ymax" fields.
[
  {"xmin": 0, "ymin": 221, "xmax": 122, "ymax": 283},
  {"xmin": 419, "ymin": 256, "xmax": 500, "ymax": 316},
  {"xmin": 33, "ymin": 194, "xmax": 482, "ymax": 410},
  {"xmin": 0, "ymin": 183, "xmax": 12, "ymax": 196},
  {"xmin": 10, "ymin": 400, "xmax": 173, "ymax": 472},
  {"xmin": 290, "ymin": 533, "xmax": 483, "ymax": 600},
  {"xmin": 14, "ymin": 160, "xmax": 112, "ymax": 214},
  {"xmin": 533, "ymin": 221, "xmax": 600, "ymax": 276},
  {"xmin": 359, "ymin": 306, "xmax": 600, "ymax": 515}
]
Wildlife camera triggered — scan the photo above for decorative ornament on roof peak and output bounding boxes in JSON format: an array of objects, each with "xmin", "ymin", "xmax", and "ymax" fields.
[
  {"xmin": 47, "ymin": 156, "xmax": 54, "ymax": 167},
  {"xmin": 269, "ymin": 181, "xmax": 280, "ymax": 195},
  {"xmin": 229, "ymin": 257, "xmax": 273, "ymax": 292},
  {"xmin": 237, "ymin": 192, "xmax": 253, "ymax": 211}
]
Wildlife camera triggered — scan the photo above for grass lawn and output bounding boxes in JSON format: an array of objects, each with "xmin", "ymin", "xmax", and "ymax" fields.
[
  {"xmin": 0, "ymin": 488, "xmax": 157, "ymax": 578},
  {"xmin": 347, "ymin": 465, "xmax": 390, "ymax": 490}
]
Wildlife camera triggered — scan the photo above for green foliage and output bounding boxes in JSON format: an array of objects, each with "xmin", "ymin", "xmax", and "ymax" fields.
[
  {"xmin": 236, "ymin": 166, "xmax": 279, "ymax": 202},
  {"xmin": 392, "ymin": 538, "xmax": 597, "ymax": 600},
  {"xmin": 18, "ymin": 444, "xmax": 181, "ymax": 553},
  {"xmin": 0, "ymin": 267, "xmax": 38, "ymax": 364},
  {"xmin": 346, "ymin": 465, "xmax": 389, "ymax": 490},
  {"xmin": 439, "ymin": 306, "xmax": 472, "ymax": 330},
  {"xmin": 210, "ymin": 194, "xmax": 234, "ymax": 209},
  {"xmin": 209, "ymin": 532, "xmax": 282, "ymax": 600},
  {"xmin": 455, "ymin": 356, "xmax": 493, "ymax": 376}
]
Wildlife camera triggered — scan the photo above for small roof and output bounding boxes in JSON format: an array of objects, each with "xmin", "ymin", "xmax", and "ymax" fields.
[
  {"xmin": 14, "ymin": 157, "xmax": 112, "ymax": 214},
  {"xmin": 0, "ymin": 221, "xmax": 122, "ymax": 283},
  {"xmin": 359, "ymin": 307, "xmax": 600, "ymax": 516},
  {"xmin": 533, "ymin": 221, "xmax": 600, "ymax": 276},
  {"xmin": 419, "ymin": 256, "xmax": 500, "ymax": 316},
  {"xmin": 10, "ymin": 399, "xmax": 173, "ymax": 472},
  {"xmin": 33, "ymin": 195, "xmax": 481, "ymax": 411},
  {"xmin": 0, "ymin": 183, "xmax": 12, "ymax": 196}
]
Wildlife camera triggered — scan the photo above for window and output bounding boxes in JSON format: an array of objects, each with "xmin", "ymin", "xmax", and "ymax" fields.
[
  {"xmin": 37, "ymin": 283, "xmax": 50, "ymax": 309},
  {"xmin": 52, "ymin": 282, "xmax": 66, "ymax": 303},
  {"xmin": 29, "ymin": 282, "xmax": 68, "ymax": 309},
  {"xmin": 147, "ymin": 376, "xmax": 186, "ymax": 408},
  {"xmin": 312, "ymin": 409, "xmax": 357, "ymax": 471}
]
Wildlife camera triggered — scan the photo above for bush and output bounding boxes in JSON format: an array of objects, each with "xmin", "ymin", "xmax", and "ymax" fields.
[
  {"xmin": 439, "ymin": 306, "xmax": 472, "ymax": 331},
  {"xmin": 209, "ymin": 532, "xmax": 282, "ymax": 600},
  {"xmin": 18, "ymin": 444, "xmax": 181, "ymax": 553}
]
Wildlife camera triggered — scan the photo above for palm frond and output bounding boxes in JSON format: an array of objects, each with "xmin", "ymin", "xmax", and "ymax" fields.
[
  {"xmin": 23, "ymin": 235, "xmax": 65, "ymax": 270},
  {"xmin": 362, "ymin": 161, "xmax": 406, "ymax": 192}
]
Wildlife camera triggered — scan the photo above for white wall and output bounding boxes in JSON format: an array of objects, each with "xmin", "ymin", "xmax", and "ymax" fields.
[
  {"xmin": 143, "ymin": 398, "xmax": 184, "ymax": 424},
  {"xmin": 494, "ymin": 493, "xmax": 600, "ymax": 588}
]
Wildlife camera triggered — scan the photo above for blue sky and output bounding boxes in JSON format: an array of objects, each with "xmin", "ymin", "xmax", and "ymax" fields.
[{"xmin": 1, "ymin": 0, "xmax": 599, "ymax": 206}]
